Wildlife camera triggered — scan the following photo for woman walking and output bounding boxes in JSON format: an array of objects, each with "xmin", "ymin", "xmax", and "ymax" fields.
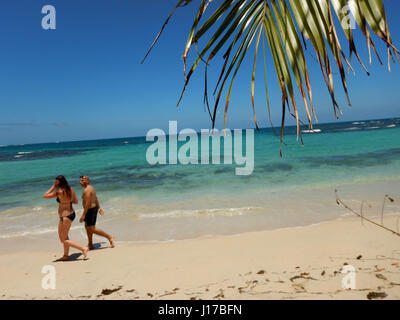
[{"xmin": 43, "ymin": 175, "xmax": 88, "ymax": 261}]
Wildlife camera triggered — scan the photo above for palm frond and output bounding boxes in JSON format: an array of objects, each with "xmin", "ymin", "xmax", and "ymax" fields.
[{"xmin": 142, "ymin": 0, "xmax": 399, "ymax": 154}]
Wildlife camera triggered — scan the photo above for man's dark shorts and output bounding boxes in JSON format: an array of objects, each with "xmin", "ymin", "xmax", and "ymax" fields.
[{"xmin": 84, "ymin": 207, "xmax": 98, "ymax": 226}]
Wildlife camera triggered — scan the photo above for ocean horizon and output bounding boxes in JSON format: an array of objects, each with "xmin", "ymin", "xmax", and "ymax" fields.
[{"xmin": 1, "ymin": 116, "xmax": 399, "ymax": 147}]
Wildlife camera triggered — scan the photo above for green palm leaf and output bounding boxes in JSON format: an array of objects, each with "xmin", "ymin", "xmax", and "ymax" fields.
[{"xmin": 142, "ymin": 0, "xmax": 399, "ymax": 154}]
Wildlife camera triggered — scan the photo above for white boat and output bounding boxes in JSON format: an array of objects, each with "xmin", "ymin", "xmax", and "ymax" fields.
[{"xmin": 302, "ymin": 129, "xmax": 321, "ymax": 133}]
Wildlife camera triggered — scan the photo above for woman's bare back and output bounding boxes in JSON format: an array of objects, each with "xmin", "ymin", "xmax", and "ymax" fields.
[{"xmin": 57, "ymin": 188, "xmax": 76, "ymax": 217}]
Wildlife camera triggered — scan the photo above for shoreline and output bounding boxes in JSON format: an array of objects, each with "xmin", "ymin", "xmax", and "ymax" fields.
[
  {"xmin": 0, "ymin": 211, "xmax": 398, "ymax": 253},
  {"xmin": 1, "ymin": 215, "xmax": 399, "ymax": 300},
  {"xmin": 2, "ymin": 178, "xmax": 400, "ymax": 247}
]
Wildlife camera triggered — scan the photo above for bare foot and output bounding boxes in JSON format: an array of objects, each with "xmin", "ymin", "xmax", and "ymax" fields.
[
  {"xmin": 109, "ymin": 236, "xmax": 115, "ymax": 248},
  {"xmin": 59, "ymin": 255, "xmax": 69, "ymax": 261},
  {"xmin": 82, "ymin": 247, "xmax": 89, "ymax": 260},
  {"xmin": 88, "ymin": 244, "xmax": 94, "ymax": 250}
]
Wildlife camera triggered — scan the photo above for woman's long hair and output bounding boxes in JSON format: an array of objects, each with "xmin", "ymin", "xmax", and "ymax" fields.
[{"xmin": 55, "ymin": 175, "xmax": 72, "ymax": 199}]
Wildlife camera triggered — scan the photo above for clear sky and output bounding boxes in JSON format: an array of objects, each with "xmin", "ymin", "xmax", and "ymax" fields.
[{"xmin": 0, "ymin": 0, "xmax": 400, "ymax": 145}]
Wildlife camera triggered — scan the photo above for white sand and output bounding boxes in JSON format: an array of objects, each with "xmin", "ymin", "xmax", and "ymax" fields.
[{"xmin": 0, "ymin": 215, "xmax": 399, "ymax": 300}]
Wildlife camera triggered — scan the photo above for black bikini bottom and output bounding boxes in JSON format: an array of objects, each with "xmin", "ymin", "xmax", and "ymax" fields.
[{"xmin": 60, "ymin": 212, "xmax": 76, "ymax": 222}]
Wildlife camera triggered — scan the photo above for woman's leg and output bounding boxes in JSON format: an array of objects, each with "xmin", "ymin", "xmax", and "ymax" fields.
[
  {"xmin": 61, "ymin": 218, "xmax": 88, "ymax": 259},
  {"xmin": 58, "ymin": 220, "xmax": 69, "ymax": 260}
]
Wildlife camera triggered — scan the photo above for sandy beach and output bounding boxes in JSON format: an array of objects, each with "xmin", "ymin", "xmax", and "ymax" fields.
[
  {"xmin": 0, "ymin": 214, "xmax": 399, "ymax": 300},
  {"xmin": 2, "ymin": 0, "xmax": 400, "ymax": 305}
]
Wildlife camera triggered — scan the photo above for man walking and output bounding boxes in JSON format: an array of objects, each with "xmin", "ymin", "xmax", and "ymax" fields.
[{"xmin": 79, "ymin": 176, "xmax": 115, "ymax": 249}]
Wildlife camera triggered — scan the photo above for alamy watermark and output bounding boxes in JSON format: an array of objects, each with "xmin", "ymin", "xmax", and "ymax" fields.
[
  {"xmin": 39, "ymin": 3, "xmax": 356, "ymax": 31},
  {"xmin": 41, "ymin": 5, "xmax": 56, "ymax": 30},
  {"xmin": 340, "ymin": 5, "xmax": 357, "ymax": 30},
  {"xmin": 41, "ymin": 265, "xmax": 56, "ymax": 290},
  {"xmin": 341, "ymin": 265, "xmax": 356, "ymax": 290},
  {"xmin": 146, "ymin": 121, "xmax": 254, "ymax": 176}
]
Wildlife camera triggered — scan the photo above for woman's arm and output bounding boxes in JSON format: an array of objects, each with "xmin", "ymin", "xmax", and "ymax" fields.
[
  {"xmin": 71, "ymin": 189, "xmax": 78, "ymax": 204},
  {"xmin": 43, "ymin": 184, "xmax": 57, "ymax": 199}
]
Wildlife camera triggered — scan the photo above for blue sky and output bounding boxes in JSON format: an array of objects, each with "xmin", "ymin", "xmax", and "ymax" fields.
[{"xmin": 0, "ymin": 0, "xmax": 399, "ymax": 145}]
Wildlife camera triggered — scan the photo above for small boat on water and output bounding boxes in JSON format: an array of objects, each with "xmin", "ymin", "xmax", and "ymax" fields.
[{"xmin": 302, "ymin": 129, "xmax": 322, "ymax": 133}]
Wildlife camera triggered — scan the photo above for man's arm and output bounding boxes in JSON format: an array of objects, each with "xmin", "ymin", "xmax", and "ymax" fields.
[
  {"xmin": 95, "ymin": 196, "xmax": 100, "ymax": 209},
  {"xmin": 94, "ymin": 193, "xmax": 104, "ymax": 216},
  {"xmin": 79, "ymin": 190, "xmax": 92, "ymax": 223}
]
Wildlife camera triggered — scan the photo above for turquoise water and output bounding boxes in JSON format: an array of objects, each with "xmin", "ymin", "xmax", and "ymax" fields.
[{"xmin": 1, "ymin": 118, "xmax": 400, "ymax": 243}]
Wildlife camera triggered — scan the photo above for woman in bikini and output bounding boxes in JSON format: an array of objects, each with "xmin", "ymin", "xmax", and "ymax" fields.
[{"xmin": 43, "ymin": 175, "xmax": 88, "ymax": 261}]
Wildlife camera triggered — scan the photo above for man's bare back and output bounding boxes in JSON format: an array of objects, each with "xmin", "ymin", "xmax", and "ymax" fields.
[{"xmin": 82, "ymin": 185, "xmax": 98, "ymax": 209}]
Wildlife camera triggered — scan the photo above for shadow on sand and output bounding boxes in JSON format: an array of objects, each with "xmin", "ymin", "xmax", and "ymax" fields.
[
  {"xmin": 53, "ymin": 252, "xmax": 86, "ymax": 262},
  {"xmin": 90, "ymin": 242, "xmax": 108, "ymax": 251},
  {"xmin": 52, "ymin": 242, "xmax": 110, "ymax": 262}
]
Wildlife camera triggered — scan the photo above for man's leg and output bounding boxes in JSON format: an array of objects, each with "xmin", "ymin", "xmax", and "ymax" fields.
[
  {"xmin": 87, "ymin": 225, "xmax": 115, "ymax": 248},
  {"xmin": 85, "ymin": 223, "xmax": 94, "ymax": 250}
]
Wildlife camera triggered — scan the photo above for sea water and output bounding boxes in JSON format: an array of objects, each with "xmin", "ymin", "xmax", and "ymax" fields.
[{"xmin": 1, "ymin": 118, "xmax": 400, "ymax": 247}]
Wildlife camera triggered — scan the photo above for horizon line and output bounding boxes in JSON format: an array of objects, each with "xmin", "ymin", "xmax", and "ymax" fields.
[{"xmin": 1, "ymin": 116, "xmax": 398, "ymax": 147}]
